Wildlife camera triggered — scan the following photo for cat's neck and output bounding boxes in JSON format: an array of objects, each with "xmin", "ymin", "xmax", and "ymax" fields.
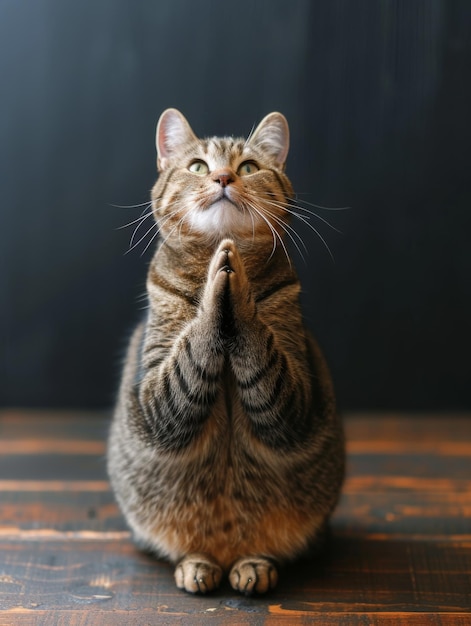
[{"xmin": 151, "ymin": 236, "xmax": 297, "ymax": 294}]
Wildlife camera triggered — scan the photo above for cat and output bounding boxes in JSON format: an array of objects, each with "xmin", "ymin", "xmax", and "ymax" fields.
[{"xmin": 107, "ymin": 108, "xmax": 345, "ymax": 595}]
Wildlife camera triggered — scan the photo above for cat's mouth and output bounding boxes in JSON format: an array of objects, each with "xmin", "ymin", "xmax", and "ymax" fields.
[
  {"xmin": 210, "ymin": 197, "xmax": 240, "ymax": 210},
  {"xmin": 205, "ymin": 189, "xmax": 242, "ymax": 213}
]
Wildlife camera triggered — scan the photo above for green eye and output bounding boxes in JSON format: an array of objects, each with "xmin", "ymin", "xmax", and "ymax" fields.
[
  {"xmin": 188, "ymin": 160, "xmax": 209, "ymax": 175},
  {"xmin": 238, "ymin": 161, "xmax": 259, "ymax": 176}
]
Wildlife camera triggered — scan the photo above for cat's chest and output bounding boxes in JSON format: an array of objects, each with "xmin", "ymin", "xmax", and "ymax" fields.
[{"xmin": 152, "ymin": 379, "xmax": 270, "ymax": 496}]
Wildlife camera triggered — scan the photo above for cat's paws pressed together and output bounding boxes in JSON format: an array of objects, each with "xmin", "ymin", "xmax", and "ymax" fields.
[
  {"xmin": 207, "ymin": 239, "xmax": 240, "ymax": 278},
  {"xmin": 175, "ymin": 553, "xmax": 278, "ymax": 595},
  {"xmin": 202, "ymin": 239, "xmax": 255, "ymax": 328}
]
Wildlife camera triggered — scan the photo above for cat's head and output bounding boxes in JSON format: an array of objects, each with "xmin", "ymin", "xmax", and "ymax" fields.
[{"xmin": 151, "ymin": 109, "xmax": 294, "ymax": 245}]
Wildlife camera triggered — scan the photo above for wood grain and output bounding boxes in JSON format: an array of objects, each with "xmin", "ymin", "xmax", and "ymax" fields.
[
  {"xmin": 0, "ymin": 537, "xmax": 469, "ymax": 611},
  {"xmin": 2, "ymin": 611, "xmax": 471, "ymax": 626},
  {"xmin": 0, "ymin": 411, "xmax": 470, "ymax": 624}
]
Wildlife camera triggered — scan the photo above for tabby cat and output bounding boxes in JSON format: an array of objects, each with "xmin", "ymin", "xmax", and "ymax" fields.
[{"xmin": 107, "ymin": 109, "xmax": 345, "ymax": 595}]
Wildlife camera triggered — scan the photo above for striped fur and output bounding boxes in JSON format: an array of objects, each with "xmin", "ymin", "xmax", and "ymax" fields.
[{"xmin": 107, "ymin": 109, "xmax": 345, "ymax": 595}]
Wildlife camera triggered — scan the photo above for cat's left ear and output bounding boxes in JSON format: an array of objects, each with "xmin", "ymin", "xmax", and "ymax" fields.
[
  {"xmin": 156, "ymin": 108, "xmax": 198, "ymax": 171},
  {"xmin": 248, "ymin": 112, "xmax": 290, "ymax": 169}
]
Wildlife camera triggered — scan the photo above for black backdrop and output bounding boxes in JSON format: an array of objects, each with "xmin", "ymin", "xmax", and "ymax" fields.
[{"xmin": 1, "ymin": 0, "xmax": 470, "ymax": 410}]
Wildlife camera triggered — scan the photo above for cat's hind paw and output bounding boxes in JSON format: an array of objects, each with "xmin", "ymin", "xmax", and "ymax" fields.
[
  {"xmin": 229, "ymin": 556, "xmax": 278, "ymax": 595},
  {"xmin": 174, "ymin": 553, "xmax": 223, "ymax": 594}
]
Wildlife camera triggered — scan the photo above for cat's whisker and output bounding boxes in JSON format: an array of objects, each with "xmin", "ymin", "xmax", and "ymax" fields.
[
  {"xmin": 127, "ymin": 205, "xmax": 169, "ymax": 250},
  {"xmin": 257, "ymin": 204, "xmax": 307, "ymax": 263},
  {"xmin": 265, "ymin": 198, "xmax": 342, "ymax": 234},
  {"xmin": 287, "ymin": 211, "xmax": 335, "ymax": 262},
  {"xmin": 290, "ymin": 206, "xmax": 342, "ymax": 234},
  {"xmin": 290, "ymin": 208, "xmax": 342, "ymax": 233},
  {"xmin": 129, "ymin": 216, "xmax": 151, "ymax": 249},
  {"xmin": 244, "ymin": 122, "xmax": 257, "ymax": 147},
  {"xmin": 244, "ymin": 199, "xmax": 278, "ymax": 261},
  {"xmin": 140, "ymin": 225, "xmax": 162, "ymax": 256},
  {"xmin": 159, "ymin": 217, "xmax": 186, "ymax": 250},
  {"xmin": 295, "ymin": 195, "xmax": 351, "ymax": 211},
  {"xmin": 118, "ymin": 197, "xmax": 187, "ymax": 252},
  {"xmin": 117, "ymin": 210, "xmax": 154, "ymax": 231},
  {"xmin": 110, "ymin": 201, "xmax": 153, "ymax": 209},
  {"xmin": 155, "ymin": 211, "xmax": 181, "ymax": 233},
  {"xmin": 265, "ymin": 190, "xmax": 350, "ymax": 212},
  {"xmin": 177, "ymin": 213, "xmax": 188, "ymax": 246},
  {"xmin": 263, "ymin": 193, "xmax": 340, "ymax": 223},
  {"xmin": 245, "ymin": 193, "xmax": 299, "ymax": 262},
  {"xmin": 258, "ymin": 197, "xmax": 336, "ymax": 262},
  {"xmin": 245, "ymin": 199, "xmax": 291, "ymax": 266},
  {"xmin": 299, "ymin": 219, "xmax": 334, "ymax": 261},
  {"xmin": 153, "ymin": 199, "xmax": 187, "ymax": 218},
  {"xmin": 248, "ymin": 206, "xmax": 256, "ymax": 242},
  {"xmin": 244, "ymin": 191, "xmax": 308, "ymax": 248},
  {"xmin": 126, "ymin": 221, "xmax": 159, "ymax": 255},
  {"xmin": 147, "ymin": 202, "xmax": 189, "ymax": 246}
]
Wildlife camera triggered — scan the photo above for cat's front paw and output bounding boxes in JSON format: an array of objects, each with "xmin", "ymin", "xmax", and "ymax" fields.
[
  {"xmin": 229, "ymin": 556, "xmax": 278, "ymax": 595},
  {"xmin": 174, "ymin": 553, "xmax": 223, "ymax": 594},
  {"xmin": 216, "ymin": 240, "xmax": 256, "ymax": 324},
  {"xmin": 200, "ymin": 242, "xmax": 233, "ymax": 315},
  {"xmin": 209, "ymin": 239, "xmax": 237, "ymax": 277},
  {"xmin": 216, "ymin": 238, "xmax": 240, "ymax": 270}
]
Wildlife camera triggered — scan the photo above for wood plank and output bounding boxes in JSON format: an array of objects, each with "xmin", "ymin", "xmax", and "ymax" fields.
[
  {"xmin": 344, "ymin": 413, "xmax": 471, "ymax": 443},
  {"xmin": 0, "ymin": 481, "xmax": 110, "ymax": 492},
  {"xmin": 347, "ymin": 441, "xmax": 471, "ymax": 456},
  {"xmin": 1, "ymin": 610, "xmax": 470, "ymax": 626},
  {"xmin": 348, "ymin": 454, "xmax": 471, "ymax": 481},
  {"xmin": 0, "ymin": 454, "xmax": 107, "ymax": 481},
  {"xmin": 0, "ymin": 491, "xmax": 122, "ymax": 531},
  {"xmin": 0, "ymin": 411, "xmax": 110, "ymax": 440},
  {"xmin": 0, "ymin": 440, "xmax": 106, "ymax": 455},
  {"xmin": 335, "ymin": 491, "xmax": 471, "ymax": 537},
  {"xmin": 345, "ymin": 476, "xmax": 471, "ymax": 493},
  {"xmin": 0, "ymin": 537, "xmax": 469, "ymax": 615}
]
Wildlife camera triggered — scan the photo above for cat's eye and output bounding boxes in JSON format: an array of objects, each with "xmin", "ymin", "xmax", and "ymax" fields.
[
  {"xmin": 238, "ymin": 161, "xmax": 259, "ymax": 176},
  {"xmin": 188, "ymin": 160, "xmax": 209, "ymax": 175}
]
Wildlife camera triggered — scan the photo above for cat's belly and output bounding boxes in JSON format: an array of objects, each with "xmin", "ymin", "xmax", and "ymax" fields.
[
  {"xmin": 113, "ymin": 386, "xmax": 334, "ymax": 570},
  {"xmin": 133, "ymin": 491, "xmax": 323, "ymax": 571}
]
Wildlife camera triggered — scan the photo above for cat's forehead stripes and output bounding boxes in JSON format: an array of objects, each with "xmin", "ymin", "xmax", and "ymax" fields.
[{"xmin": 198, "ymin": 137, "xmax": 248, "ymax": 169}]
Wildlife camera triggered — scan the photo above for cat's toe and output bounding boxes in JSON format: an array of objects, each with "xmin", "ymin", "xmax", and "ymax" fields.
[
  {"xmin": 174, "ymin": 553, "xmax": 223, "ymax": 594},
  {"xmin": 229, "ymin": 557, "xmax": 278, "ymax": 595},
  {"xmin": 208, "ymin": 246, "xmax": 232, "ymax": 280},
  {"xmin": 218, "ymin": 238, "xmax": 236, "ymax": 255}
]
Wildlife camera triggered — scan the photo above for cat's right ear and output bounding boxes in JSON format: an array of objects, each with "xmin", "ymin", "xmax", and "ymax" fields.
[{"xmin": 156, "ymin": 109, "xmax": 197, "ymax": 171}]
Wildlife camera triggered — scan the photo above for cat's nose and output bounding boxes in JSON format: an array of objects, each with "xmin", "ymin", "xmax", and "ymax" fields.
[{"xmin": 212, "ymin": 169, "xmax": 235, "ymax": 188}]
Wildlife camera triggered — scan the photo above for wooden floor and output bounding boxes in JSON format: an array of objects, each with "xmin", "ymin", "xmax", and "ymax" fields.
[{"xmin": 0, "ymin": 411, "xmax": 469, "ymax": 625}]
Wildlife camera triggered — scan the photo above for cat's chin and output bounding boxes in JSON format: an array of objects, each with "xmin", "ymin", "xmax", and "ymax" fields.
[{"xmin": 187, "ymin": 199, "xmax": 256, "ymax": 240}]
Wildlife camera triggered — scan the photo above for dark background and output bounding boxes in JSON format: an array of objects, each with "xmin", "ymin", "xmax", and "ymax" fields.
[{"xmin": 1, "ymin": 0, "xmax": 470, "ymax": 411}]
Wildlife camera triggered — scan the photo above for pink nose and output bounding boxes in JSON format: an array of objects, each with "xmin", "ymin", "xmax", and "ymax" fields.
[{"xmin": 211, "ymin": 169, "xmax": 235, "ymax": 188}]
